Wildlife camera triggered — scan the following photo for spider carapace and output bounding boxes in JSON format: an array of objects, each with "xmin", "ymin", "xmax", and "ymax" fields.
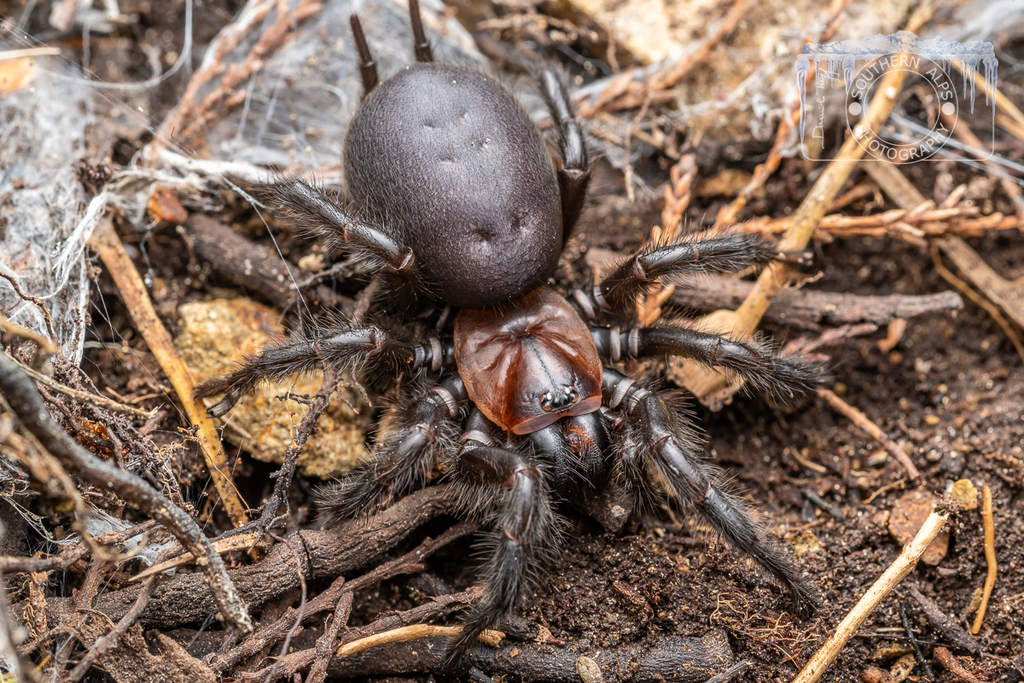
[{"xmin": 197, "ymin": 0, "xmax": 821, "ymax": 662}]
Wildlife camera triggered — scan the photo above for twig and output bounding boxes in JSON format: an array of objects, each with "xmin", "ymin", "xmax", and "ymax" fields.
[
  {"xmin": 637, "ymin": 154, "xmax": 697, "ymax": 325},
  {"xmin": 791, "ymin": 508, "xmax": 949, "ymax": 683},
  {"xmin": 0, "ymin": 353, "xmax": 251, "ymax": 633},
  {"xmin": 971, "ymin": 484, "xmax": 997, "ymax": 634},
  {"xmin": 88, "ymin": 216, "xmax": 250, "ymax": 527},
  {"xmin": 10, "ymin": 355, "xmax": 156, "ymax": 419},
  {"xmin": 157, "ymin": 0, "xmax": 324, "ymax": 150},
  {"xmin": 20, "ymin": 486, "xmax": 455, "ymax": 633},
  {"xmin": 931, "ymin": 242, "xmax": 1024, "ymax": 366},
  {"xmin": 0, "ymin": 47, "xmax": 62, "ymax": 60},
  {"xmin": 0, "ymin": 569, "xmax": 40, "ymax": 683},
  {"xmin": 66, "ymin": 575, "xmax": 159, "ymax": 681},
  {"xmin": 935, "ymin": 236, "xmax": 1024, "ymax": 331},
  {"xmin": 730, "ymin": 205, "xmax": 1013, "ymax": 243},
  {"xmin": 702, "ymin": 661, "xmax": 750, "ymax": 683},
  {"xmin": 338, "ymin": 625, "xmax": 503, "ymax": 658},
  {"xmin": 0, "ymin": 520, "xmax": 156, "ymax": 574},
  {"xmin": 897, "ymin": 601, "xmax": 932, "ymax": 679},
  {"xmin": 322, "ymin": 632, "xmax": 734, "ymax": 682},
  {"xmin": 0, "ymin": 312, "xmax": 58, "ymax": 369},
  {"xmin": 185, "ymin": 214, "xmax": 352, "ymax": 312},
  {"xmin": 129, "ymin": 530, "xmax": 265, "ymax": 582},
  {"xmin": 250, "ymin": 365, "xmax": 340, "ymax": 545},
  {"xmin": 934, "ymin": 646, "xmax": 988, "ymax": 683},
  {"xmin": 817, "ymin": 388, "xmax": 919, "ymax": 480},
  {"xmin": 307, "ymin": 591, "xmax": 353, "ymax": 683},
  {"xmin": 0, "ymin": 272, "xmax": 57, "ymax": 342},
  {"xmin": 239, "ymin": 522, "xmax": 476, "ymax": 682},
  {"xmin": 905, "ymin": 585, "xmax": 979, "ymax": 655}
]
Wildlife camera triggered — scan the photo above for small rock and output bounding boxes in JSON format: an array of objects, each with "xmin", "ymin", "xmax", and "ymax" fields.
[
  {"xmin": 889, "ymin": 653, "xmax": 915, "ymax": 682},
  {"xmin": 791, "ymin": 530, "xmax": 823, "ymax": 558},
  {"xmin": 576, "ymin": 656, "xmax": 603, "ymax": 683},
  {"xmin": 175, "ymin": 298, "xmax": 369, "ymax": 478},
  {"xmin": 861, "ymin": 665, "xmax": 897, "ymax": 683},
  {"xmin": 950, "ymin": 478, "xmax": 979, "ymax": 510},
  {"xmin": 888, "ymin": 489, "xmax": 949, "ymax": 565}
]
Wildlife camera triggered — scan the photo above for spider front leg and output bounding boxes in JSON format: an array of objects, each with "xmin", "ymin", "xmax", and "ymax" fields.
[
  {"xmin": 257, "ymin": 177, "xmax": 418, "ymax": 278},
  {"xmin": 536, "ymin": 68, "xmax": 590, "ymax": 239},
  {"xmin": 585, "ymin": 233, "xmax": 780, "ymax": 316},
  {"xmin": 194, "ymin": 325, "xmax": 417, "ymax": 416},
  {"xmin": 602, "ymin": 368, "xmax": 820, "ymax": 618},
  {"xmin": 446, "ymin": 418, "xmax": 556, "ymax": 662},
  {"xmin": 317, "ymin": 375, "xmax": 466, "ymax": 521},
  {"xmin": 592, "ymin": 325, "xmax": 820, "ymax": 399}
]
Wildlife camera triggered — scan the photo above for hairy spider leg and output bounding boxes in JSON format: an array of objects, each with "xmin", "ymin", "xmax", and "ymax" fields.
[
  {"xmin": 408, "ymin": 0, "xmax": 433, "ymax": 62},
  {"xmin": 194, "ymin": 325, "xmax": 414, "ymax": 416},
  {"xmin": 318, "ymin": 376, "xmax": 466, "ymax": 521},
  {"xmin": 587, "ymin": 233, "xmax": 781, "ymax": 315},
  {"xmin": 601, "ymin": 368, "xmax": 820, "ymax": 618},
  {"xmin": 591, "ymin": 325, "xmax": 820, "ymax": 399},
  {"xmin": 349, "ymin": 15, "xmax": 379, "ymax": 95},
  {"xmin": 256, "ymin": 178, "xmax": 417, "ymax": 278},
  {"xmin": 536, "ymin": 68, "xmax": 591, "ymax": 242},
  {"xmin": 446, "ymin": 422, "xmax": 556, "ymax": 662}
]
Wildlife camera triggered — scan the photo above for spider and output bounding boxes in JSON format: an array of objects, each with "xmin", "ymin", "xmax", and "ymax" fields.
[{"xmin": 197, "ymin": 0, "xmax": 821, "ymax": 661}]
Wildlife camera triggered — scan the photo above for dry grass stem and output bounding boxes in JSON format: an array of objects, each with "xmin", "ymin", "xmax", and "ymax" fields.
[
  {"xmin": 129, "ymin": 531, "xmax": 266, "ymax": 582},
  {"xmin": 336, "ymin": 625, "xmax": 504, "ymax": 658},
  {"xmin": 87, "ymin": 217, "xmax": 250, "ymax": 527},
  {"xmin": 971, "ymin": 484, "xmax": 997, "ymax": 634},
  {"xmin": 791, "ymin": 508, "xmax": 949, "ymax": 683}
]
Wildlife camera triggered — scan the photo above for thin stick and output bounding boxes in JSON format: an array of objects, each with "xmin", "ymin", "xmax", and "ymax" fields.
[
  {"xmin": 0, "ymin": 273, "xmax": 57, "ymax": 342},
  {"xmin": 336, "ymin": 625, "xmax": 503, "ymax": 658},
  {"xmin": 791, "ymin": 508, "xmax": 949, "ymax": 683},
  {"xmin": 12, "ymin": 357, "xmax": 156, "ymax": 419},
  {"xmin": 66, "ymin": 575, "xmax": 158, "ymax": 681},
  {"xmin": 931, "ymin": 243, "xmax": 1024, "ymax": 366},
  {"xmin": 971, "ymin": 484, "xmax": 997, "ymax": 634},
  {"xmin": 933, "ymin": 646, "xmax": 986, "ymax": 683},
  {"xmin": 88, "ymin": 216, "xmax": 250, "ymax": 527},
  {"xmin": 129, "ymin": 531, "xmax": 265, "ymax": 582},
  {"xmin": 817, "ymin": 388, "xmax": 919, "ymax": 480},
  {"xmin": 0, "ymin": 47, "xmax": 62, "ymax": 60},
  {"xmin": 0, "ymin": 520, "xmax": 156, "ymax": 574},
  {"xmin": 703, "ymin": 661, "xmax": 751, "ymax": 683},
  {"xmin": 0, "ymin": 312, "xmax": 58, "ymax": 369}
]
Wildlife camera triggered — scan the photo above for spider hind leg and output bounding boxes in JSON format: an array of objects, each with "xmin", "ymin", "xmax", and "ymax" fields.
[{"xmin": 603, "ymin": 368, "xmax": 820, "ymax": 618}]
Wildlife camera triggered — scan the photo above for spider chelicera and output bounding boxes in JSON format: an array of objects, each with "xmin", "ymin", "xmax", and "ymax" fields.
[{"xmin": 197, "ymin": 0, "xmax": 821, "ymax": 661}]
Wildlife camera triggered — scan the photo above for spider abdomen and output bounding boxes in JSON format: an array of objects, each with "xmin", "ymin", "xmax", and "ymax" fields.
[
  {"xmin": 454, "ymin": 287, "xmax": 602, "ymax": 435},
  {"xmin": 344, "ymin": 63, "xmax": 563, "ymax": 309}
]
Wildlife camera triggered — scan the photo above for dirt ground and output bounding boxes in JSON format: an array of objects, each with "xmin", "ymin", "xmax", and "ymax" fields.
[{"xmin": 2, "ymin": 0, "xmax": 1022, "ymax": 682}]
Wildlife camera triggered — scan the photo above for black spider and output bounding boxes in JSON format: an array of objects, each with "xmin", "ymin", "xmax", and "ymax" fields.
[{"xmin": 197, "ymin": 0, "xmax": 821, "ymax": 661}]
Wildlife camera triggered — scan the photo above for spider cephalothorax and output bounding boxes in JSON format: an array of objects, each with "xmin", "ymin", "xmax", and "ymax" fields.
[{"xmin": 197, "ymin": 0, "xmax": 821, "ymax": 661}]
